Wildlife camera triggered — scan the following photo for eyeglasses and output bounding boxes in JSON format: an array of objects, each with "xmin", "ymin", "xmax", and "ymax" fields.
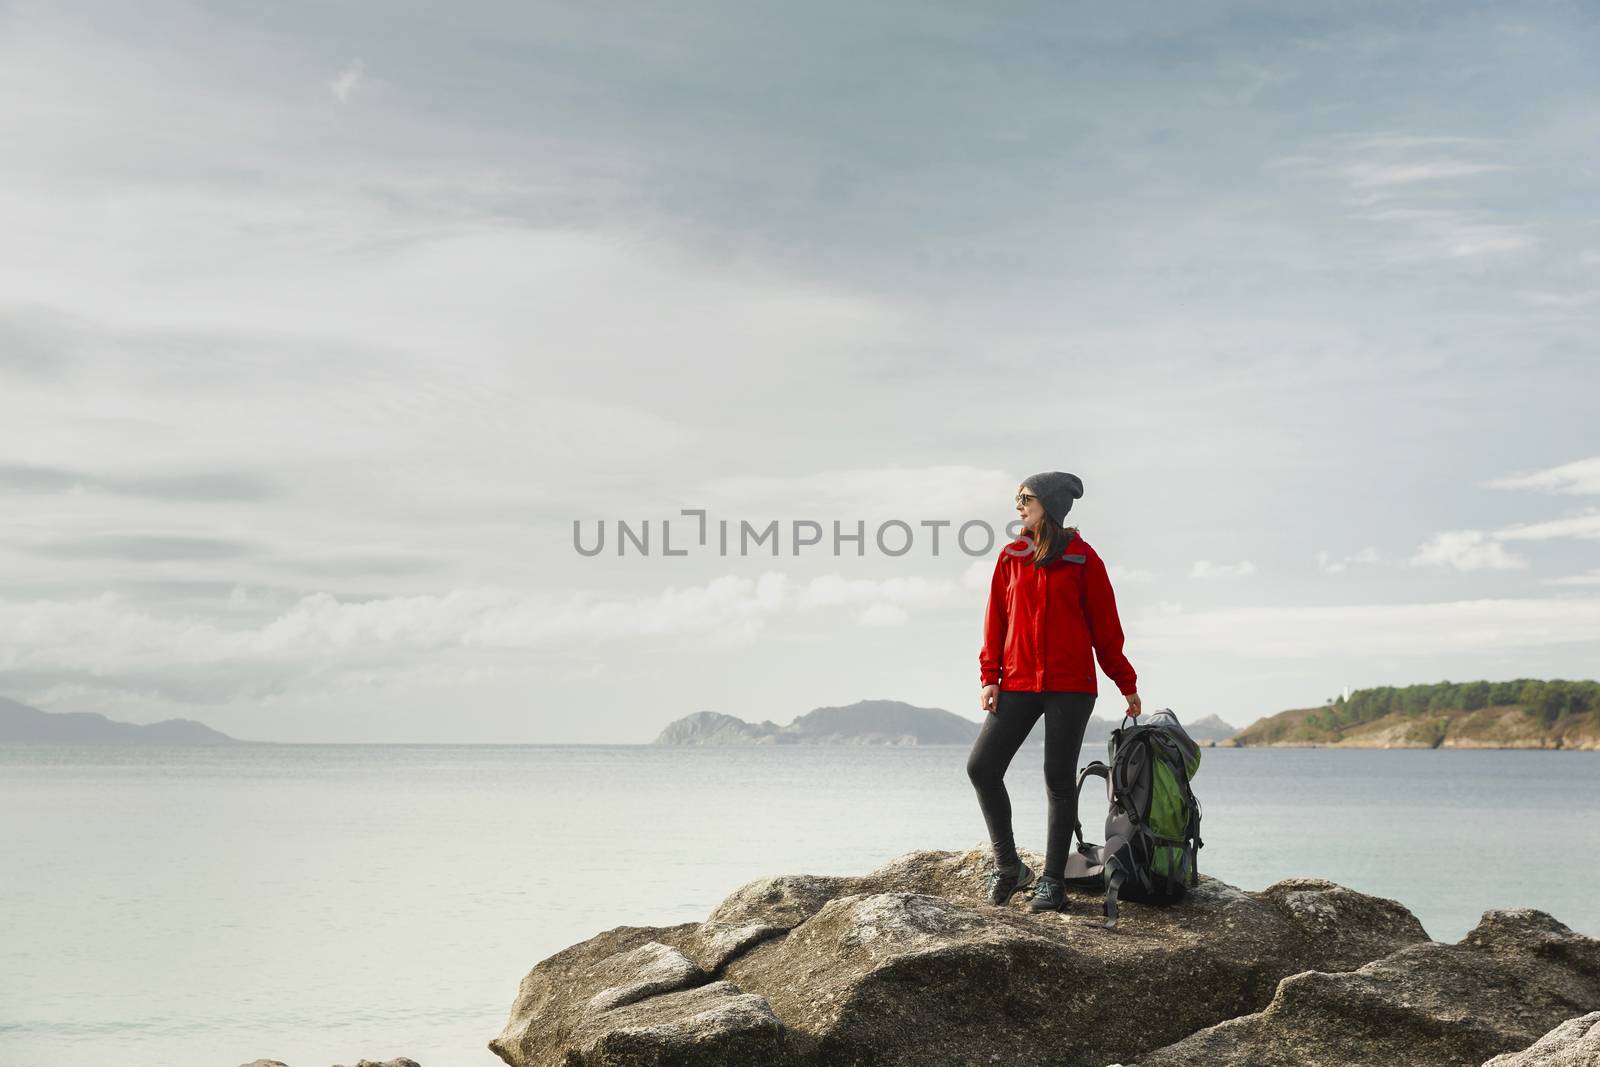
[{"xmin": 1015, "ymin": 493, "xmax": 1037, "ymax": 507}]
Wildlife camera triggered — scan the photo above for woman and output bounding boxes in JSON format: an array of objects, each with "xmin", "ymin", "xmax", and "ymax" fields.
[{"xmin": 966, "ymin": 471, "xmax": 1142, "ymax": 913}]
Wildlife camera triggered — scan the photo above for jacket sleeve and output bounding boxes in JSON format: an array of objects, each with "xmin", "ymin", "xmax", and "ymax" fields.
[
  {"xmin": 1082, "ymin": 550, "xmax": 1138, "ymax": 696},
  {"xmin": 978, "ymin": 552, "xmax": 1007, "ymax": 687}
]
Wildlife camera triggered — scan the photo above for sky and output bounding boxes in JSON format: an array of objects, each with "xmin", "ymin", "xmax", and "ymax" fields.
[{"xmin": 0, "ymin": 1, "xmax": 1596, "ymax": 742}]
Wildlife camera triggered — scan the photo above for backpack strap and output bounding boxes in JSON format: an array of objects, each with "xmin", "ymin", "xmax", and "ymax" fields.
[
  {"xmin": 1103, "ymin": 867, "xmax": 1125, "ymax": 929},
  {"xmin": 1187, "ymin": 801, "xmax": 1204, "ymax": 887},
  {"xmin": 1073, "ymin": 761, "xmax": 1110, "ymax": 849}
]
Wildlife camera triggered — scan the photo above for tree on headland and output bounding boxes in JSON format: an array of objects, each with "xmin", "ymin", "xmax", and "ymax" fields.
[
  {"xmin": 1243, "ymin": 678, "xmax": 1600, "ymax": 748},
  {"xmin": 1317, "ymin": 679, "xmax": 1597, "ymax": 730}
]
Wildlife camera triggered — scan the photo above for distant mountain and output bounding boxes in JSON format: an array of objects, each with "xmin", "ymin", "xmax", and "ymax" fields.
[
  {"xmin": 1183, "ymin": 714, "xmax": 1239, "ymax": 743},
  {"xmin": 655, "ymin": 700, "xmax": 978, "ymax": 746},
  {"xmin": 655, "ymin": 711, "xmax": 788, "ymax": 745},
  {"xmin": 1230, "ymin": 680, "xmax": 1600, "ymax": 750},
  {"xmin": 653, "ymin": 700, "xmax": 1221, "ymax": 747},
  {"xmin": 784, "ymin": 701, "xmax": 985, "ymax": 745},
  {"xmin": 0, "ymin": 696, "xmax": 239, "ymax": 744}
]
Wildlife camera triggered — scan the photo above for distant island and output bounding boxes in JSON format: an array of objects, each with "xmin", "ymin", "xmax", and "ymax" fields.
[
  {"xmin": 653, "ymin": 699, "xmax": 1237, "ymax": 746},
  {"xmin": 1230, "ymin": 679, "xmax": 1600, "ymax": 750},
  {"xmin": 0, "ymin": 696, "xmax": 239, "ymax": 744}
]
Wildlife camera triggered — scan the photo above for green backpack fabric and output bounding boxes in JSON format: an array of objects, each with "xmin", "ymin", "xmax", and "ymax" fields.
[{"xmin": 1061, "ymin": 708, "xmax": 1205, "ymax": 928}]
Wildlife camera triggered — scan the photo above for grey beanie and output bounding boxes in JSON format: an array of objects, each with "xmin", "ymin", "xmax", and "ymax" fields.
[{"xmin": 1022, "ymin": 471, "xmax": 1084, "ymax": 528}]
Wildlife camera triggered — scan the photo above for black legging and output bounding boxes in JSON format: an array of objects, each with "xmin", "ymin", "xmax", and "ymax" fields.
[{"xmin": 966, "ymin": 689, "xmax": 1097, "ymax": 880}]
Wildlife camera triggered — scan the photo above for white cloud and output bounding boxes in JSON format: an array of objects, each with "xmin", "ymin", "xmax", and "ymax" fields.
[
  {"xmin": 1338, "ymin": 134, "xmax": 1502, "ymax": 152},
  {"xmin": 1341, "ymin": 160, "xmax": 1512, "ymax": 188},
  {"xmin": 794, "ymin": 573, "xmax": 947, "ymax": 610},
  {"xmin": 1444, "ymin": 226, "xmax": 1538, "ymax": 257},
  {"xmin": 1516, "ymin": 289, "xmax": 1600, "ymax": 308},
  {"xmin": 859, "ymin": 603, "xmax": 909, "ymax": 627},
  {"xmin": 1316, "ymin": 546, "xmax": 1380, "ymax": 574},
  {"xmin": 1281, "ymin": 132, "xmax": 1539, "ymax": 262},
  {"xmin": 961, "ymin": 557, "xmax": 993, "ymax": 591},
  {"xmin": 1541, "ymin": 569, "xmax": 1600, "ymax": 587},
  {"xmin": 1410, "ymin": 505, "xmax": 1600, "ymax": 571},
  {"xmin": 1485, "ymin": 456, "xmax": 1600, "ymax": 496},
  {"xmin": 1191, "ymin": 559, "xmax": 1257, "ymax": 579},
  {"xmin": 0, "ymin": 570, "xmax": 975, "ymax": 675},
  {"xmin": 1138, "ymin": 596, "xmax": 1600, "ymax": 657},
  {"xmin": 1109, "ymin": 564, "xmax": 1156, "ymax": 583},
  {"xmin": 330, "ymin": 59, "xmax": 364, "ymax": 104},
  {"xmin": 695, "ymin": 465, "xmax": 1014, "ymax": 529},
  {"xmin": 1409, "ymin": 530, "xmax": 1527, "ymax": 571},
  {"xmin": 1493, "ymin": 511, "xmax": 1600, "ymax": 541}
]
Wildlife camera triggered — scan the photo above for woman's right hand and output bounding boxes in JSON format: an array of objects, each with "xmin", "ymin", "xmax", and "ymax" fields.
[{"xmin": 981, "ymin": 684, "xmax": 999, "ymax": 714}]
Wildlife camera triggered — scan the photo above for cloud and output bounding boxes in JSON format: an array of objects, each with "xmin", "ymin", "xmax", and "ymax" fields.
[
  {"xmin": 0, "ymin": 558, "xmax": 1031, "ymax": 707},
  {"xmin": 1493, "ymin": 511, "xmax": 1600, "ymax": 541},
  {"xmin": 1191, "ymin": 559, "xmax": 1256, "ymax": 579},
  {"xmin": 1410, "ymin": 501, "xmax": 1600, "ymax": 572},
  {"xmin": 1408, "ymin": 530, "xmax": 1527, "ymax": 571},
  {"xmin": 1484, "ymin": 456, "xmax": 1600, "ymax": 496},
  {"xmin": 1339, "ymin": 134, "xmax": 1503, "ymax": 152},
  {"xmin": 1341, "ymin": 160, "xmax": 1513, "ymax": 188},
  {"xmin": 1138, "ymin": 596, "xmax": 1600, "ymax": 658},
  {"xmin": 28, "ymin": 534, "xmax": 252, "ymax": 562},
  {"xmin": 1516, "ymin": 289, "xmax": 1600, "ymax": 309},
  {"xmin": 693, "ymin": 464, "xmax": 1016, "ymax": 530},
  {"xmin": 330, "ymin": 59, "xmax": 364, "ymax": 104},
  {"xmin": 0, "ymin": 570, "xmax": 972, "ymax": 682},
  {"xmin": 284, "ymin": 553, "xmax": 449, "ymax": 577},
  {"xmin": 0, "ymin": 462, "xmax": 275, "ymax": 501},
  {"xmin": 1277, "ymin": 131, "xmax": 1538, "ymax": 261},
  {"xmin": 1109, "ymin": 564, "xmax": 1155, "ymax": 583},
  {"xmin": 1316, "ymin": 546, "xmax": 1380, "ymax": 574},
  {"xmin": 859, "ymin": 603, "xmax": 909, "ymax": 627},
  {"xmin": 1541, "ymin": 569, "xmax": 1600, "ymax": 587}
]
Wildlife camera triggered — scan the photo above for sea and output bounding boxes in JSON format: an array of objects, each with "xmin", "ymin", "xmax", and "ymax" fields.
[{"xmin": 1, "ymin": 742, "xmax": 1596, "ymax": 1067}]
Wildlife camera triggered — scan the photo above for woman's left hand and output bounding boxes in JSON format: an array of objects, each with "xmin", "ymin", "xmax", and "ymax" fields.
[{"xmin": 1125, "ymin": 692, "xmax": 1142, "ymax": 718}]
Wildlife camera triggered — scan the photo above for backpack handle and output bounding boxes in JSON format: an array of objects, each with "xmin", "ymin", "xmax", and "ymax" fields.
[{"xmin": 1072, "ymin": 761, "xmax": 1110, "ymax": 850}]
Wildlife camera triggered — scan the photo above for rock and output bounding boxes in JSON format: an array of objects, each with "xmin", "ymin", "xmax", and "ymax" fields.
[
  {"xmin": 489, "ymin": 845, "xmax": 1432, "ymax": 1067},
  {"xmin": 563, "ymin": 979, "xmax": 792, "ymax": 1067},
  {"xmin": 1484, "ymin": 1011, "xmax": 1600, "ymax": 1065},
  {"xmin": 691, "ymin": 873, "xmax": 853, "ymax": 973},
  {"xmin": 237, "ymin": 1061, "xmax": 290, "ymax": 1067},
  {"xmin": 1132, "ymin": 908, "xmax": 1600, "ymax": 1066}
]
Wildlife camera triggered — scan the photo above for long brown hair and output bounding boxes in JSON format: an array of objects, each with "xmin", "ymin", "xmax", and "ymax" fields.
[{"xmin": 1028, "ymin": 521, "xmax": 1080, "ymax": 567}]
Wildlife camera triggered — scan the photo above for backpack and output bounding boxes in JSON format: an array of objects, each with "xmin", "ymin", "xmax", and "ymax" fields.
[{"xmin": 1059, "ymin": 708, "xmax": 1205, "ymax": 928}]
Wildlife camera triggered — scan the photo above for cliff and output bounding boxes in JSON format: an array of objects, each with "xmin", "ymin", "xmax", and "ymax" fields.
[
  {"xmin": 1231, "ymin": 680, "xmax": 1600, "ymax": 750},
  {"xmin": 1232, "ymin": 704, "xmax": 1600, "ymax": 750}
]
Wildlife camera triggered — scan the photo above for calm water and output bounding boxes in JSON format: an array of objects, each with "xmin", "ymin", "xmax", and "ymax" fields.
[{"xmin": 1, "ymin": 743, "xmax": 1596, "ymax": 1067}]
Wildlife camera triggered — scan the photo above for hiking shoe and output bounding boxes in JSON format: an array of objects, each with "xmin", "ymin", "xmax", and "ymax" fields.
[
  {"xmin": 984, "ymin": 858, "xmax": 1034, "ymax": 905},
  {"xmin": 1028, "ymin": 873, "xmax": 1066, "ymax": 912}
]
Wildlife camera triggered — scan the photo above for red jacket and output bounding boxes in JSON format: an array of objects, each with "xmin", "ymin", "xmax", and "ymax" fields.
[{"xmin": 979, "ymin": 529, "xmax": 1138, "ymax": 696}]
